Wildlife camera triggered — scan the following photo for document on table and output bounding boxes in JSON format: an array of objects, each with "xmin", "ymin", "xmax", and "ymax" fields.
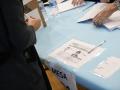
[
  {"xmin": 94, "ymin": 57, "xmax": 120, "ymax": 78},
  {"xmin": 57, "ymin": 0, "xmax": 86, "ymax": 13},
  {"xmin": 49, "ymin": 39, "xmax": 104, "ymax": 68},
  {"xmin": 78, "ymin": 3, "xmax": 120, "ymax": 30}
]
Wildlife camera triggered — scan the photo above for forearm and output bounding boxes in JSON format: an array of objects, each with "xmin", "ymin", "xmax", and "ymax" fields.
[{"xmin": 108, "ymin": 3, "xmax": 118, "ymax": 12}]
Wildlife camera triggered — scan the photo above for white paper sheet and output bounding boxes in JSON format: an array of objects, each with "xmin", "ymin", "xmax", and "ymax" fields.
[
  {"xmin": 56, "ymin": 0, "xmax": 65, "ymax": 4},
  {"xmin": 23, "ymin": 0, "xmax": 32, "ymax": 5},
  {"xmin": 57, "ymin": 0, "xmax": 86, "ymax": 13},
  {"xmin": 78, "ymin": 3, "xmax": 107, "ymax": 22},
  {"xmin": 49, "ymin": 39, "xmax": 104, "ymax": 68},
  {"xmin": 26, "ymin": 8, "xmax": 40, "ymax": 19},
  {"xmin": 104, "ymin": 11, "xmax": 120, "ymax": 30},
  {"xmin": 78, "ymin": 3, "xmax": 120, "ymax": 30},
  {"xmin": 94, "ymin": 57, "xmax": 120, "ymax": 78}
]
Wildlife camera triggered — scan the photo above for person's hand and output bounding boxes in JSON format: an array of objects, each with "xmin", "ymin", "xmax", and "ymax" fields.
[
  {"xmin": 26, "ymin": 17, "xmax": 41, "ymax": 31},
  {"xmin": 72, "ymin": 0, "xmax": 84, "ymax": 6},
  {"xmin": 93, "ymin": 3, "xmax": 118, "ymax": 26}
]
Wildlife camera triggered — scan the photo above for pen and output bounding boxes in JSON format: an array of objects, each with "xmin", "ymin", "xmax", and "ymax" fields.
[{"xmin": 88, "ymin": 40, "xmax": 106, "ymax": 54}]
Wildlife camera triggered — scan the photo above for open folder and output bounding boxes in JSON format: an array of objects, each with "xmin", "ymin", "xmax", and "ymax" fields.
[
  {"xmin": 57, "ymin": 0, "xmax": 86, "ymax": 13},
  {"xmin": 77, "ymin": 3, "xmax": 120, "ymax": 31}
]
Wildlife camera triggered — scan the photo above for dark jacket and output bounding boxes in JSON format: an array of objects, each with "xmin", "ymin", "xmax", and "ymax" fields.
[{"xmin": 0, "ymin": 0, "xmax": 51, "ymax": 90}]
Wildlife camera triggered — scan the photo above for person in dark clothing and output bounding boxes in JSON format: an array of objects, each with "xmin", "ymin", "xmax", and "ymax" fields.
[{"xmin": 0, "ymin": 0, "xmax": 51, "ymax": 90}]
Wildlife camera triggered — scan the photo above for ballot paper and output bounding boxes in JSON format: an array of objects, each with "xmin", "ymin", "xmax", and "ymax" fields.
[
  {"xmin": 94, "ymin": 57, "xmax": 120, "ymax": 78},
  {"xmin": 78, "ymin": 3, "xmax": 120, "ymax": 30},
  {"xmin": 49, "ymin": 39, "xmax": 104, "ymax": 68},
  {"xmin": 56, "ymin": 0, "xmax": 65, "ymax": 4},
  {"xmin": 26, "ymin": 8, "xmax": 41, "ymax": 19},
  {"xmin": 57, "ymin": 0, "xmax": 86, "ymax": 13},
  {"xmin": 23, "ymin": 0, "xmax": 32, "ymax": 5}
]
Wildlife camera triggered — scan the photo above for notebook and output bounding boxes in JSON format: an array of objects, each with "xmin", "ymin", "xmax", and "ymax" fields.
[{"xmin": 78, "ymin": 3, "xmax": 120, "ymax": 30}]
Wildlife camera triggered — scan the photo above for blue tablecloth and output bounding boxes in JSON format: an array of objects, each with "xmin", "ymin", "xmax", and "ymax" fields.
[{"xmin": 35, "ymin": 2, "xmax": 120, "ymax": 90}]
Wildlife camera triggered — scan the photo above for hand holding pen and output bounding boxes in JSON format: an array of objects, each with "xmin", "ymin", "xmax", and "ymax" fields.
[{"xmin": 24, "ymin": 14, "xmax": 41, "ymax": 30}]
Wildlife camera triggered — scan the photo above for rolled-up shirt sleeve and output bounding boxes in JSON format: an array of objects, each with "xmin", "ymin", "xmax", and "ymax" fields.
[{"xmin": 0, "ymin": 0, "xmax": 36, "ymax": 52}]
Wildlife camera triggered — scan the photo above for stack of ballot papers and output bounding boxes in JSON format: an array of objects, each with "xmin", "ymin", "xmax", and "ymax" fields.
[
  {"xmin": 57, "ymin": 0, "xmax": 86, "ymax": 13},
  {"xmin": 49, "ymin": 39, "xmax": 104, "ymax": 68},
  {"xmin": 78, "ymin": 3, "xmax": 120, "ymax": 30}
]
